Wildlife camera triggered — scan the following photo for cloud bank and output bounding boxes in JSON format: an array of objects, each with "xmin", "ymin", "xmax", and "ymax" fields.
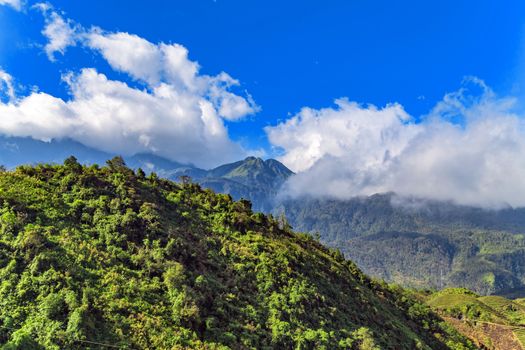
[
  {"xmin": 0, "ymin": 6, "xmax": 259, "ymax": 168},
  {"xmin": 267, "ymin": 79, "xmax": 525, "ymax": 209}
]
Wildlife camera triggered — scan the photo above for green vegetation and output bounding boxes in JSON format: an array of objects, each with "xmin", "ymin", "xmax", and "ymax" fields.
[
  {"xmin": 199, "ymin": 157, "xmax": 293, "ymax": 212},
  {"xmin": 79, "ymin": 155, "xmax": 525, "ymax": 297},
  {"xmin": 426, "ymin": 288, "xmax": 509, "ymax": 324},
  {"xmin": 277, "ymin": 195, "xmax": 525, "ymax": 295},
  {"xmin": 424, "ymin": 288, "xmax": 525, "ymax": 349},
  {"xmin": 0, "ymin": 157, "xmax": 476, "ymax": 349},
  {"xmin": 121, "ymin": 155, "xmax": 293, "ymax": 213}
]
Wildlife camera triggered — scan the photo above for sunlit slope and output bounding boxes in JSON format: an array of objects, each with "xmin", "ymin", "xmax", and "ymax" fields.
[
  {"xmin": 0, "ymin": 158, "xmax": 474, "ymax": 349},
  {"xmin": 425, "ymin": 288, "xmax": 525, "ymax": 349}
]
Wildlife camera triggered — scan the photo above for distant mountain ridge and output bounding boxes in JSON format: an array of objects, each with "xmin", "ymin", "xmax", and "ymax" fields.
[
  {"xmin": 0, "ymin": 136, "xmax": 294, "ymax": 211},
  {"xmin": 125, "ymin": 154, "xmax": 294, "ymax": 212},
  {"xmin": 198, "ymin": 157, "xmax": 294, "ymax": 212},
  {"xmin": 4, "ymin": 135, "xmax": 525, "ymax": 296}
]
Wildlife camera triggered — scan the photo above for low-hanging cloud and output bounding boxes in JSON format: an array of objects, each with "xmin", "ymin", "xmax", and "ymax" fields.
[
  {"xmin": 267, "ymin": 79, "xmax": 525, "ymax": 209},
  {"xmin": 0, "ymin": 5, "xmax": 259, "ymax": 168}
]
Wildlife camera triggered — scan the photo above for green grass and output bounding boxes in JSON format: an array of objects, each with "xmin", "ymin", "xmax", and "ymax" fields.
[
  {"xmin": 479, "ymin": 296, "xmax": 525, "ymax": 326},
  {"xmin": 426, "ymin": 289, "xmax": 525, "ymax": 348},
  {"xmin": 427, "ymin": 292, "xmax": 507, "ymax": 324},
  {"xmin": 427, "ymin": 288, "xmax": 525, "ymax": 327}
]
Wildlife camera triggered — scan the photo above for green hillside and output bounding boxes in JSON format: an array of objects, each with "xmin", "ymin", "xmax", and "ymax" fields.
[
  {"xmin": 424, "ymin": 288, "xmax": 525, "ymax": 349},
  {"xmin": 0, "ymin": 157, "xmax": 475, "ymax": 349},
  {"xmin": 277, "ymin": 195, "xmax": 525, "ymax": 295}
]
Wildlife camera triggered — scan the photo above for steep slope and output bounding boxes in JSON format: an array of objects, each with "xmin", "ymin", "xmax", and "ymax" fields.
[
  {"xmin": 6, "ymin": 138, "xmax": 525, "ymax": 296},
  {"xmin": 0, "ymin": 158, "xmax": 474, "ymax": 349},
  {"xmin": 277, "ymin": 194, "xmax": 525, "ymax": 295}
]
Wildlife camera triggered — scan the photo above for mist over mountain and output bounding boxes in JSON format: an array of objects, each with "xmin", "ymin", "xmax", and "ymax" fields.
[
  {"xmin": 0, "ymin": 136, "xmax": 113, "ymax": 168},
  {"xmin": 268, "ymin": 83, "xmax": 525, "ymax": 209},
  {"xmin": 4, "ymin": 136, "xmax": 525, "ymax": 296}
]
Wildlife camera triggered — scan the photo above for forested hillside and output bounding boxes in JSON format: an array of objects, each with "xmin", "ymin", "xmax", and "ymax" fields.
[
  {"xmin": 0, "ymin": 157, "xmax": 475, "ymax": 349},
  {"xmin": 0, "ymin": 137, "xmax": 293, "ymax": 212},
  {"xmin": 277, "ymin": 195, "xmax": 525, "ymax": 296},
  {"xmin": 5, "ymin": 143, "xmax": 525, "ymax": 298}
]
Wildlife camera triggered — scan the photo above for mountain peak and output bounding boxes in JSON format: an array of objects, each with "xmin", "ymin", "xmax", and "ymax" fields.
[
  {"xmin": 209, "ymin": 157, "xmax": 292, "ymax": 181},
  {"xmin": 0, "ymin": 160, "xmax": 475, "ymax": 349}
]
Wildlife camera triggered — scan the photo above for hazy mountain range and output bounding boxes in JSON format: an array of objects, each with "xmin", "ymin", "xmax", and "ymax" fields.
[
  {"xmin": 3, "ymin": 135, "xmax": 525, "ymax": 296},
  {"xmin": 0, "ymin": 136, "xmax": 292, "ymax": 212}
]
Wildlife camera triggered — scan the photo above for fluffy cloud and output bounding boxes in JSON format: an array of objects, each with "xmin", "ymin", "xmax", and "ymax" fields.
[
  {"xmin": 37, "ymin": 6, "xmax": 78, "ymax": 60},
  {"xmin": 35, "ymin": 7, "xmax": 260, "ymax": 120},
  {"xmin": 84, "ymin": 30, "xmax": 259, "ymax": 120},
  {"xmin": 0, "ymin": 9, "xmax": 259, "ymax": 168},
  {"xmin": 0, "ymin": 0, "xmax": 22, "ymax": 10},
  {"xmin": 267, "ymin": 79, "xmax": 525, "ymax": 208},
  {"xmin": 267, "ymin": 99, "xmax": 416, "ymax": 173},
  {"xmin": 86, "ymin": 31, "xmax": 164, "ymax": 86},
  {"xmin": 0, "ymin": 68, "xmax": 248, "ymax": 167}
]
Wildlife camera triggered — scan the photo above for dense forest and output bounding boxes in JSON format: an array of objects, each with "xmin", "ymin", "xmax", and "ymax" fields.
[
  {"xmin": 0, "ymin": 157, "xmax": 476, "ymax": 349},
  {"xmin": 7, "ymin": 146, "xmax": 525, "ymax": 297},
  {"xmin": 277, "ymin": 195, "xmax": 525, "ymax": 296}
]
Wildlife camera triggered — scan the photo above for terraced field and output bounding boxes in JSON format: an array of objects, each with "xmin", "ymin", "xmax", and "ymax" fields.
[{"xmin": 425, "ymin": 288, "xmax": 525, "ymax": 349}]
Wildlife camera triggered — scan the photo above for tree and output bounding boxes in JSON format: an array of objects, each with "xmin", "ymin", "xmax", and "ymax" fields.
[
  {"xmin": 64, "ymin": 156, "xmax": 82, "ymax": 173},
  {"xmin": 178, "ymin": 175, "xmax": 192, "ymax": 185},
  {"xmin": 106, "ymin": 156, "xmax": 127, "ymax": 170},
  {"xmin": 106, "ymin": 156, "xmax": 133, "ymax": 176},
  {"xmin": 136, "ymin": 168, "xmax": 146, "ymax": 179},
  {"xmin": 278, "ymin": 211, "xmax": 292, "ymax": 231}
]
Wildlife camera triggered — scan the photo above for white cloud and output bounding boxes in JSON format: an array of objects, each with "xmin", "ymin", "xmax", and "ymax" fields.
[
  {"xmin": 267, "ymin": 79, "xmax": 525, "ymax": 209},
  {"xmin": 0, "ymin": 9, "xmax": 259, "ymax": 168},
  {"xmin": 84, "ymin": 30, "xmax": 259, "ymax": 120},
  {"xmin": 86, "ymin": 31, "xmax": 163, "ymax": 85},
  {"xmin": 0, "ymin": 68, "xmax": 248, "ymax": 167},
  {"xmin": 267, "ymin": 99, "xmax": 416, "ymax": 173},
  {"xmin": 0, "ymin": 69, "xmax": 15, "ymax": 101},
  {"xmin": 35, "ymin": 7, "xmax": 260, "ymax": 120},
  {"xmin": 0, "ymin": 0, "xmax": 22, "ymax": 10},
  {"xmin": 40, "ymin": 11, "xmax": 77, "ymax": 60}
]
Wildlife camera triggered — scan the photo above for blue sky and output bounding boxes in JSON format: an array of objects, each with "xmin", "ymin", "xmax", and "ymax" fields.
[
  {"xmin": 2, "ymin": 0, "xmax": 525, "ymax": 207},
  {"xmin": 2, "ymin": 0, "xmax": 525, "ymax": 150}
]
